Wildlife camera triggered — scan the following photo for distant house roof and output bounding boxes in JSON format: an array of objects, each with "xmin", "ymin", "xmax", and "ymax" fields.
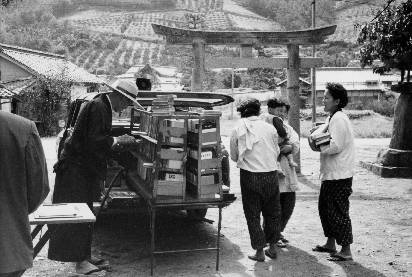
[
  {"xmin": 116, "ymin": 64, "xmax": 184, "ymax": 91},
  {"xmin": 0, "ymin": 77, "xmax": 36, "ymax": 95},
  {"xmin": 122, "ymin": 64, "xmax": 182, "ymax": 78},
  {"xmin": 0, "ymin": 84, "xmax": 19, "ymax": 99},
  {"xmin": 0, "ymin": 43, "xmax": 103, "ymax": 84},
  {"xmin": 315, "ymin": 67, "xmax": 399, "ymax": 91},
  {"xmin": 278, "ymin": 67, "xmax": 400, "ymax": 92},
  {"xmin": 277, "ymin": 78, "xmax": 310, "ymax": 87}
]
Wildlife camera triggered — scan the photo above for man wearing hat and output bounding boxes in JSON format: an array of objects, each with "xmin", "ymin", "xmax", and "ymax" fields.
[
  {"xmin": 48, "ymin": 88, "xmax": 138, "ymax": 275},
  {"xmin": 230, "ymin": 98, "xmax": 281, "ymax": 262}
]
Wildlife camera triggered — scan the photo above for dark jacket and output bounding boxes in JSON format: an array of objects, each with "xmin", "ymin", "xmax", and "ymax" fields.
[
  {"xmin": 58, "ymin": 95, "xmax": 113, "ymax": 180},
  {"xmin": 0, "ymin": 111, "xmax": 49, "ymax": 273}
]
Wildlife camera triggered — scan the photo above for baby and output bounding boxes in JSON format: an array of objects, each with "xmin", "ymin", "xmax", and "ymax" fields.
[{"xmin": 271, "ymin": 115, "xmax": 298, "ymax": 168}]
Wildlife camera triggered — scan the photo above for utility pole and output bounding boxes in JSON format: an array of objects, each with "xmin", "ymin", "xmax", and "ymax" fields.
[
  {"xmin": 231, "ymin": 68, "xmax": 234, "ymax": 119},
  {"xmin": 311, "ymin": 0, "xmax": 317, "ymax": 125}
]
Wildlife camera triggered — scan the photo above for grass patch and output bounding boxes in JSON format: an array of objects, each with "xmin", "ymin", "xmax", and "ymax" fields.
[
  {"xmin": 301, "ymin": 113, "xmax": 393, "ymax": 138},
  {"xmin": 220, "ymin": 113, "xmax": 393, "ymax": 139}
]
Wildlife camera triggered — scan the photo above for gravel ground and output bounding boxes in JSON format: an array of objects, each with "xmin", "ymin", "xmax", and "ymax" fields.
[{"xmin": 24, "ymin": 134, "xmax": 412, "ymax": 277}]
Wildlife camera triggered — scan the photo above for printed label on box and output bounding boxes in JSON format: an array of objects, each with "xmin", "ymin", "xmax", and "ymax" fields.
[{"xmin": 165, "ymin": 173, "xmax": 184, "ymax": 181}]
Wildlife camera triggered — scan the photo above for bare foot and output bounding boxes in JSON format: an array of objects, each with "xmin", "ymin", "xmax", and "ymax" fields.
[{"xmin": 76, "ymin": 260, "xmax": 102, "ymax": 275}]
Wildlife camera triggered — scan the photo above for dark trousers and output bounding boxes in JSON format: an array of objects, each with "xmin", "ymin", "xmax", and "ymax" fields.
[
  {"xmin": 240, "ymin": 169, "xmax": 281, "ymax": 250},
  {"xmin": 0, "ymin": 270, "xmax": 25, "ymax": 277},
  {"xmin": 318, "ymin": 178, "xmax": 353, "ymax": 246},
  {"xmin": 48, "ymin": 164, "xmax": 100, "ymax": 262},
  {"xmin": 280, "ymin": 192, "xmax": 296, "ymax": 232}
]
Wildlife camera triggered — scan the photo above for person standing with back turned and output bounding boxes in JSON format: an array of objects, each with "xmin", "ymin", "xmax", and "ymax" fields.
[
  {"xmin": 230, "ymin": 98, "xmax": 281, "ymax": 262},
  {"xmin": 0, "ymin": 111, "xmax": 50, "ymax": 277}
]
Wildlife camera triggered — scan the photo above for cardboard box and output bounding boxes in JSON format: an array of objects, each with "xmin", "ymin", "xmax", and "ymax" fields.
[{"xmin": 156, "ymin": 181, "xmax": 184, "ymax": 197}]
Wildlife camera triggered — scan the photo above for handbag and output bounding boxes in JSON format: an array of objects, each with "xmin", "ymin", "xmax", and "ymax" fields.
[{"xmin": 308, "ymin": 123, "xmax": 330, "ymax": 152}]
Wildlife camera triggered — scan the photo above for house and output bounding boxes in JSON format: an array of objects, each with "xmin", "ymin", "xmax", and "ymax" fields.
[
  {"xmin": 0, "ymin": 43, "xmax": 103, "ymax": 112},
  {"xmin": 116, "ymin": 64, "xmax": 183, "ymax": 92},
  {"xmin": 0, "ymin": 84, "xmax": 20, "ymax": 113},
  {"xmin": 277, "ymin": 78, "xmax": 311, "ymax": 100},
  {"xmin": 277, "ymin": 67, "xmax": 400, "ymax": 106}
]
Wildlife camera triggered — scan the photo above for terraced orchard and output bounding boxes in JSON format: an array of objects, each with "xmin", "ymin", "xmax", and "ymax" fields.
[{"xmin": 67, "ymin": 39, "xmax": 170, "ymax": 74}]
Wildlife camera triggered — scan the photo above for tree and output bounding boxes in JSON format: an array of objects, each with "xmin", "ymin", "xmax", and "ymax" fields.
[
  {"xmin": 19, "ymin": 76, "xmax": 71, "ymax": 136},
  {"xmin": 357, "ymin": 0, "xmax": 412, "ymax": 82},
  {"xmin": 1, "ymin": 0, "xmax": 15, "ymax": 7},
  {"xmin": 184, "ymin": 12, "xmax": 206, "ymax": 29},
  {"xmin": 222, "ymin": 72, "xmax": 242, "ymax": 89},
  {"xmin": 238, "ymin": 0, "xmax": 335, "ymax": 30},
  {"xmin": 357, "ymin": 0, "xmax": 412, "ymax": 175}
]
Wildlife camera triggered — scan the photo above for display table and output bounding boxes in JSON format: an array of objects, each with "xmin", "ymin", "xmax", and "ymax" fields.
[
  {"xmin": 126, "ymin": 172, "xmax": 233, "ymax": 276},
  {"xmin": 29, "ymin": 203, "xmax": 96, "ymax": 258}
]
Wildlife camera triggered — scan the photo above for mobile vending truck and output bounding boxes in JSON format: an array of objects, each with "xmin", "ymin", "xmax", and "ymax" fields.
[{"xmin": 57, "ymin": 81, "xmax": 236, "ymax": 275}]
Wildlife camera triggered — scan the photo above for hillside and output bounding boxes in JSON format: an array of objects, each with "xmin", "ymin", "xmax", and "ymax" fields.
[
  {"xmin": 0, "ymin": 0, "xmax": 389, "ymax": 76},
  {"xmin": 57, "ymin": 0, "xmax": 282, "ymax": 74}
]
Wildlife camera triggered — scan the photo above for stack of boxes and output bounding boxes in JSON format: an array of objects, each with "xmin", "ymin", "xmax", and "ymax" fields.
[
  {"xmin": 130, "ymin": 108, "xmax": 223, "ymax": 203},
  {"xmin": 151, "ymin": 95, "xmax": 176, "ymax": 114}
]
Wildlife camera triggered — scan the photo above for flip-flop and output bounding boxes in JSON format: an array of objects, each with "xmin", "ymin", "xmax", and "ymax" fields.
[
  {"xmin": 281, "ymin": 237, "xmax": 289, "ymax": 243},
  {"xmin": 276, "ymin": 240, "xmax": 287, "ymax": 248},
  {"xmin": 327, "ymin": 253, "xmax": 353, "ymax": 261},
  {"xmin": 248, "ymin": 255, "xmax": 265, "ymax": 262},
  {"xmin": 88, "ymin": 256, "xmax": 107, "ymax": 266},
  {"xmin": 264, "ymin": 249, "xmax": 277, "ymax": 259},
  {"xmin": 312, "ymin": 245, "xmax": 337, "ymax": 254}
]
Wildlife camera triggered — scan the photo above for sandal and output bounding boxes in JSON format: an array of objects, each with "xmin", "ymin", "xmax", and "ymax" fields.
[
  {"xmin": 248, "ymin": 254, "xmax": 265, "ymax": 262},
  {"xmin": 327, "ymin": 253, "xmax": 353, "ymax": 261},
  {"xmin": 312, "ymin": 245, "xmax": 337, "ymax": 254},
  {"xmin": 264, "ymin": 249, "xmax": 277, "ymax": 259},
  {"xmin": 276, "ymin": 240, "xmax": 287, "ymax": 248}
]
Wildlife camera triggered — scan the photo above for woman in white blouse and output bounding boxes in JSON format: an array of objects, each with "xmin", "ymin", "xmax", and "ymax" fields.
[{"xmin": 311, "ymin": 83, "xmax": 355, "ymax": 261}]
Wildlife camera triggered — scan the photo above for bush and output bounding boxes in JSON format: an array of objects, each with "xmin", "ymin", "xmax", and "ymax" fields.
[
  {"xmin": 105, "ymin": 37, "xmax": 121, "ymax": 50},
  {"xmin": 368, "ymin": 99, "xmax": 395, "ymax": 117},
  {"xmin": 19, "ymin": 77, "xmax": 71, "ymax": 136},
  {"xmin": 51, "ymin": 0, "xmax": 76, "ymax": 18},
  {"xmin": 348, "ymin": 98, "xmax": 395, "ymax": 117},
  {"xmin": 222, "ymin": 73, "xmax": 241, "ymax": 89}
]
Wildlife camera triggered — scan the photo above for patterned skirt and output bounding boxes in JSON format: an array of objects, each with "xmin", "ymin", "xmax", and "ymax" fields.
[{"xmin": 318, "ymin": 177, "xmax": 353, "ymax": 246}]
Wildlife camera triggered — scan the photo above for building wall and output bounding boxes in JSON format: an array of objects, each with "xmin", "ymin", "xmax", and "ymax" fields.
[
  {"xmin": 0, "ymin": 56, "xmax": 31, "ymax": 82},
  {"xmin": 312, "ymin": 90, "xmax": 383, "ymax": 105},
  {"xmin": 0, "ymin": 99, "xmax": 11, "ymax": 112},
  {"xmin": 70, "ymin": 84, "xmax": 88, "ymax": 100}
]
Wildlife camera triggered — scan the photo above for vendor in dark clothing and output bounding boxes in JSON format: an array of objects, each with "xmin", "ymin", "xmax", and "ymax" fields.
[{"xmin": 48, "ymin": 90, "xmax": 137, "ymax": 275}]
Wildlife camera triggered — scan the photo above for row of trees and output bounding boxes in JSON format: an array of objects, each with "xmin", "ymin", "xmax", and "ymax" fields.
[{"xmin": 237, "ymin": 0, "xmax": 336, "ymax": 30}]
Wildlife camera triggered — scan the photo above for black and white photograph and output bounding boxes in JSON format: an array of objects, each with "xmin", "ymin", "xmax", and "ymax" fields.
[{"xmin": 0, "ymin": 0, "xmax": 411, "ymax": 276}]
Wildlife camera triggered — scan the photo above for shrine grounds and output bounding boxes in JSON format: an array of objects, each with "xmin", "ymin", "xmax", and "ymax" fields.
[{"xmin": 25, "ymin": 120, "xmax": 411, "ymax": 277}]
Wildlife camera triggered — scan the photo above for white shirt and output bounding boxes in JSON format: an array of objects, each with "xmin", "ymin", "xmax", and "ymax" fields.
[
  {"xmin": 230, "ymin": 116, "xmax": 280, "ymax": 172},
  {"xmin": 319, "ymin": 111, "xmax": 355, "ymax": 181}
]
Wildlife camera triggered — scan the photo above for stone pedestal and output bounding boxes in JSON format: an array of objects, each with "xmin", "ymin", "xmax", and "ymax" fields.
[{"xmin": 361, "ymin": 83, "xmax": 412, "ymax": 178}]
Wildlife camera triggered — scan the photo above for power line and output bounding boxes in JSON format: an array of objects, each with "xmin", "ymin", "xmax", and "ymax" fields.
[{"xmin": 370, "ymin": 0, "xmax": 396, "ymax": 21}]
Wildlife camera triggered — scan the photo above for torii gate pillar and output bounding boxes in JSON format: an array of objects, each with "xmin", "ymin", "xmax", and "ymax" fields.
[
  {"xmin": 191, "ymin": 38, "xmax": 205, "ymax": 92},
  {"xmin": 152, "ymin": 24, "xmax": 337, "ymax": 170}
]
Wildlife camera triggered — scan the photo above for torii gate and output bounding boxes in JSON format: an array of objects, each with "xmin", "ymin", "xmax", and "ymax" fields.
[{"xmin": 152, "ymin": 24, "xmax": 336, "ymax": 169}]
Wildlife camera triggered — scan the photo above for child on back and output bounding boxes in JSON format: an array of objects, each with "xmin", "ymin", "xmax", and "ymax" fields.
[{"xmin": 262, "ymin": 98, "xmax": 298, "ymax": 168}]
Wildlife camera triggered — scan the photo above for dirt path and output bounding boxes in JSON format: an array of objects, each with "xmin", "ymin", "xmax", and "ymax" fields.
[{"xmin": 25, "ymin": 134, "xmax": 411, "ymax": 277}]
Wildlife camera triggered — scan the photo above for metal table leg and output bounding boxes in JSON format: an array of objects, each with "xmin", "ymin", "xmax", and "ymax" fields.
[
  {"xmin": 33, "ymin": 229, "xmax": 51, "ymax": 258},
  {"xmin": 150, "ymin": 207, "xmax": 156, "ymax": 276},
  {"xmin": 31, "ymin": 224, "xmax": 43, "ymax": 239},
  {"xmin": 216, "ymin": 206, "xmax": 222, "ymax": 271}
]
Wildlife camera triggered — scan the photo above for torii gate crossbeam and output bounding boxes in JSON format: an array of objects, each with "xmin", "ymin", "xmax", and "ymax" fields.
[{"xmin": 152, "ymin": 24, "xmax": 337, "ymax": 170}]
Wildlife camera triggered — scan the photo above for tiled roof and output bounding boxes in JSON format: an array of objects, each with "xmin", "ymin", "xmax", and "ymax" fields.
[
  {"xmin": 0, "ymin": 78, "xmax": 35, "ymax": 95},
  {"xmin": 0, "ymin": 43, "xmax": 103, "ymax": 84},
  {"xmin": 0, "ymin": 84, "xmax": 17, "ymax": 99}
]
